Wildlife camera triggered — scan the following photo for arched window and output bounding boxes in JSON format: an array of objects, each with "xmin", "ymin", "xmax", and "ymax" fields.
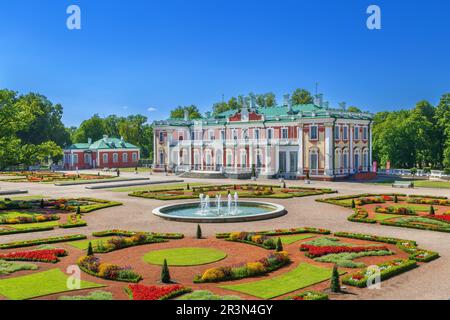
[
  {"xmin": 354, "ymin": 148, "xmax": 361, "ymax": 171},
  {"xmin": 226, "ymin": 150, "xmax": 233, "ymax": 167},
  {"xmin": 334, "ymin": 148, "xmax": 342, "ymax": 173},
  {"xmin": 122, "ymin": 153, "xmax": 128, "ymax": 163},
  {"xmin": 240, "ymin": 150, "xmax": 247, "ymax": 168},
  {"xmin": 103, "ymin": 153, "xmax": 108, "ymax": 164},
  {"xmin": 309, "ymin": 148, "xmax": 319, "ymax": 174},
  {"xmin": 342, "ymin": 148, "xmax": 349, "ymax": 171},
  {"xmin": 113, "ymin": 153, "xmax": 118, "ymax": 163},
  {"xmin": 362, "ymin": 149, "xmax": 369, "ymax": 171},
  {"xmin": 205, "ymin": 151, "xmax": 212, "ymax": 166}
]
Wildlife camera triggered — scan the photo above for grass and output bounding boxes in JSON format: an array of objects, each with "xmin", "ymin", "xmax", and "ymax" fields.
[
  {"xmin": 0, "ymin": 268, "xmax": 103, "ymax": 300},
  {"xmin": 314, "ymin": 250, "xmax": 394, "ymax": 268},
  {"xmin": 0, "ymin": 260, "xmax": 38, "ymax": 275},
  {"xmin": 143, "ymin": 247, "xmax": 227, "ymax": 266},
  {"xmin": 369, "ymin": 178, "xmax": 450, "ymax": 189},
  {"xmin": 0, "ymin": 211, "xmax": 39, "ymax": 219},
  {"xmin": 111, "ymin": 182, "xmax": 209, "ymax": 193},
  {"xmin": 279, "ymin": 234, "xmax": 316, "ymax": 245},
  {"xmin": 9, "ymin": 221, "xmax": 59, "ymax": 230},
  {"xmin": 178, "ymin": 290, "xmax": 241, "ymax": 300},
  {"xmin": 58, "ymin": 290, "xmax": 113, "ymax": 300},
  {"xmin": 374, "ymin": 214, "xmax": 405, "ymax": 221},
  {"xmin": 389, "ymin": 204, "xmax": 432, "ymax": 212},
  {"xmin": 66, "ymin": 237, "xmax": 114, "ymax": 250},
  {"xmin": 220, "ymin": 263, "xmax": 337, "ymax": 299}
]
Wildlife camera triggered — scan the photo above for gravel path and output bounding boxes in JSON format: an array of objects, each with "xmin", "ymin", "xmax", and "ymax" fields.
[{"xmin": 1, "ymin": 172, "xmax": 449, "ymax": 300}]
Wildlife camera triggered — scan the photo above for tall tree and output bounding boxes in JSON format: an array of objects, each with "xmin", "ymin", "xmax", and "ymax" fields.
[
  {"xmin": 435, "ymin": 93, "xmax": 450, "ymax": 168},
  {"xmin": 72, "ymin": 114, "xmax": 106, "ymax": 143},
  {"xmin": 291, "ymin": 88, "xmax": 313, "ymax": 105},
  {"xmin": 170, "ymin": 105, "xmax": 202, "ymax": 119}
]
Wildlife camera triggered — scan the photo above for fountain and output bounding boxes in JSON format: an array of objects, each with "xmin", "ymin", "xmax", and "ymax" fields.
[{"xmin": 153, "ymin": 191, "xmax": 286, "ymax": 223}]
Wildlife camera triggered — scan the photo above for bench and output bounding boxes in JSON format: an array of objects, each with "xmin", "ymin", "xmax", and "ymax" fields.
[{"xmin": 392, "ymin": 181, "xmax": 414, "ymax": 188}]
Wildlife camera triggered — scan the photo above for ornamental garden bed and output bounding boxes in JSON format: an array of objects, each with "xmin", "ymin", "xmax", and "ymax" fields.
[
  {"xmin": 317, "ymin": 194, "xmax": 450, "ymax": 233},
  {"xmin": 129, "ymin": 183, "xmax": 336, "ymax": 200},
  {"xmin": 0, "ymin": 227, "xmax": 439, "ymax": 300},
  {"xmin": 1, "ymin": 171, "xmax": 115, "ymax": 183}
]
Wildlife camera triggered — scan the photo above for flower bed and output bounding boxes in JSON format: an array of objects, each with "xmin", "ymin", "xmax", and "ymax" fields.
[
  {"xmin": 126, "ymin": 284, "xmax": 191, "ymax": 300},
  {"xmin": 286, "ymin": 291, "xmax": 329, "ymax": 300},
  {"xmin": 426, "ymin": 215, "xmax": 450, "ymax": 222},
  {"xmin": 380, "ymin": 216, "xmax": 450, "ymax": 233},
  {"xmin": 216, "ymin": 227, "xmax": 330, "ymax": 239},
  {"xmin": 0, "ymin": 214, "xmax": 59, "ymax": 225},
  {"xmin": 342, "ymin": 259, "xmax": 417, "ymax": 288},
  {"xmin": 0, "ymin": 234, "xmax": 87, "ymax": 249},
  {"xmin": 92, "ymin": 229, "xmax": 184, "ymax": 239},
  {"xmin": 375, "ymin": 206, "xmax": 416, "ymax": 215},
  {"xmin": 0, "ymin": 225, "xmax": 55, "ymax": 236},
  {"xmin": 300, "ymin": 244, "xmax": 389, "ymax": 258},
  {"xmin": 226, "ymin": 232, "xmax": 276, "ymax": 249},
  {"xmin": 333, "ymin": 231, "xmax": 439, "ymax": 262},
  {"xmin": 406, "ymin": 197, "xmax": 450, "ymax": 206},
  {"xmin": 194, "ymin": 251, "xmax": 290, "ymax": 283},
  {"xmin": 348, "ymin": 208, "xmax": 376, "ymax": 223},
  {"xmin": 316, "ymin": 193, "xmax": 406, "ymax": 207},
  {"xmin": 59, "ymin": 214, "xmax": 87, "ymax": 228},
  {"xmin": 78, "ymin": 255, "xmax": 142, "ymax": 283},
  {"xmin": 93, "ymin": 233, "xmax": 167, "ymax": 253},
  {"xmin": 0, "ymin": 249, "xmax": 68, "ymax": 263}
]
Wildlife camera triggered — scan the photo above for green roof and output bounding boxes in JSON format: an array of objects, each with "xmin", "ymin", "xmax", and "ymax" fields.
[
  {"xmin": 66, "ymin": 137, "xmax": 139, "ymax": 150},
  {"xmin": 153, "ymin": 103, "xmax": 373, "ymax": 127}
]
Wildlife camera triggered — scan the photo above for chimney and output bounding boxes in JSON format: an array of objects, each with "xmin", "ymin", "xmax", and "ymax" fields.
[
  {"xmin": 88, "ymin": 138, "xmax": 92, "ymax": 145},
  {"xmin": 283, "ymin": 94, "xmax": 290, "ymax": 107},
  {"xmin": 314, "ymin": 94, "xmax": 324, "ymax": 107},
  {"xmin": 184, "ymin": 110, "xmax": 189, "ymax": 121},
  {"xmin": 103, "ymin": 135, "xmax": 108, "ymax": 142}
]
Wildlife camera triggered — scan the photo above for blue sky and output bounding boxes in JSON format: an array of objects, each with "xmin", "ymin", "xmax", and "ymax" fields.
[{"xmin": 0, "ymin": 0, "xmax": 449, "ymax": 127}]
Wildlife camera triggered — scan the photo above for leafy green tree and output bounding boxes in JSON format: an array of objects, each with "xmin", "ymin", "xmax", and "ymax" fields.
[
  {"xmin": 170, "ymin": 105, "xmax": 202, "ymax": 119},
  {"xmin": 435, "ymin": 93, "xmax": 450, "ymax": 167},
  {"xmin": 73, "ymin": 114, "xmax": 106, "ymax": 143},
  {"xmin": 347, "ymin": 106, "xmax": 362, "ymax": 113},
  {"xmin": 291, "ymin": 89, "xmax": 313, "ymax": 105}
]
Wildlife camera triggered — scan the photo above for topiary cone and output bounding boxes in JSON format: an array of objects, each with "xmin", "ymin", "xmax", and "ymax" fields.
[
  {"xmin": 87, "ymin": 242, "xmax": 94, "ymax": 256},
  {"xmin": 196, "ymin": 224, "xmax": 202, "ymax": 239},
  {"xmin": 276, "ymin": 238, "xmax": 283, "ymax": 252},
  {"xmin": 161, "ymin": 259, "xmax": 171, "ymax": 283},
  {"xmin": 330, "ymin": 264, "xmax": 341, "ymax": 293}
]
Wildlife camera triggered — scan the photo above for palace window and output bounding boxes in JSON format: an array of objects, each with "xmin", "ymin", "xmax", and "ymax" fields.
[
  {"xmin": 159, "ymin": 132, "xmax": 164, "ymax": 142},
  {"xmin": 132, "ymin": 152, "xmax": 138, "ymax": 162},
  {"xmin": 334, "ymin": 126, "xmax": 340, "ymax": 140},
  {"xmin": 309, "ymin": 125, "xmax": 318, "ymax": 140},
  {"xmin": 103, "ymin": 153, "xmax": 108, "ymax": 164},
  {"xmin": 255, "ymin": 129, "xmax": 260, "ymax": 140},
  {"xmin": 354, "ymin": 126, "xmax": 360, "ymax": 140},
  {"xmin": 208, "ymin": 130, "xmax": 215, "ymax": 141},
  {"xmin": 220, "ymin": 130, "xmax": 225, "ymax": 141},
  {"xmin": 309, "ymin": 150, "xmax": 318, "ymax": 171},
  {"xmin": 281, "ymin": 128, "xmax": 288, "ymax": 139},
  {"xmin": 113, "ymin": 153, "xmax": 119, "ymax": 163},
  {"xmin": 363, "ymin": 127, "xmax": 368, "ymax": 140},
  {"xmin": 226, "ymin": 150, "xmax": 233, "ymax": 167},
  {"xmin": 122, "ymin": 153, "xmax": 128, "ymax": 163},
  {"xmin": 343, "ymin": 126, "xmax": 348, "ymax": 140},
  {"xmin": 73, "ymin": 154, "xmax": 79, "ymax": 165},
  {"xmin": 343, "ymin": 150, "xmax": 349, "ymax": 169},
  {"xmin": 267, "ymin": 128, "xmax": 274, "ymax": 140}
]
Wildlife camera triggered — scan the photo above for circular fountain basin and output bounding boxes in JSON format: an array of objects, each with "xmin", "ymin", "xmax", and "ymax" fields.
[{"xmin": 152, "ymin": 201, "xmax": 286, "ymax": 223}]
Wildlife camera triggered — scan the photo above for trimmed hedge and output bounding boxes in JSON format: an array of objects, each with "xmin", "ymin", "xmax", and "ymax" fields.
[
  {"xmin": 0, "ymin": 234, "xmax": 87, "ymax": 249},
  {"xmin": 348, "ymin": 208, "xmax": 376, "ymax": 224},
  {"xmin": 92, "ymin": 230, "xmax": 184, "ymax": 239},
  {"xmin": 216, "ymin": 227, "xmax": 330, "ymax": 239},
  {"xmin": 342, "ymin": 259, "xmax": 417, "ymax": 288},
  {"xmin": 0, "ymin": 226, "xmax": 55, "ymax": 235}
]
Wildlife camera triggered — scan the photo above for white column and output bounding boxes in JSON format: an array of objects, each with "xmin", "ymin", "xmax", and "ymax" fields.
[
  {"xmin": 265, "ymin": 145, "xmax": 271, "ymax": 175},
  {"xmin": 153, "ymin": 131, "xmax": 157, "ymax": 167},
  {"xmin": 298, "ymin": 125, "xmax": 303, "ymax": 175},
  {"xmin": 349, "ymin": 125, "xmax": 354, "ymax": 173},
  {"xmin": 166, "ymin": 139, "xmax": 171, "ymax": 169},
  {"xmin": 324, "ymin": 124, "xmax": 333, "ymax": 176}
]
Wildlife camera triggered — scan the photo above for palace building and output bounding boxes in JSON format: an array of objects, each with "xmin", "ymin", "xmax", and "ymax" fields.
[
  {"xmin": 63, "ymin": 135, "xmax": 140, "ymax": 170},
  {"xmin": 152, "ymin": 94, "xmax": 374, "ymax": 180}
]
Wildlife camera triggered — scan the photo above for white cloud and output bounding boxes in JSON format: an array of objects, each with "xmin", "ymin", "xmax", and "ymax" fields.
[{"xmin": 147, "ymin": 107, "xmax": 157, "ymax": 112}]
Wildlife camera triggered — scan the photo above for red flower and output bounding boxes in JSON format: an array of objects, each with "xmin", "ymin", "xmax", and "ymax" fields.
[
  {"xmin": 127, "ymin": 284, "xmax": 187, "ymax": 300},
  {"xmin": 0, "ymin": 249, "xmax": 67, "ymax": 263},
  {"xmin": 300, "ymin": 245, "xmax": 388, "ymax": 258}
]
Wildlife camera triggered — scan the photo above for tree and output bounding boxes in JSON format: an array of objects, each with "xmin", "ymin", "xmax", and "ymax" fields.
[
  {"xmin": 196, "ymin": 224, "xmax": 202, "ymax": 239},
  {"xmin": 276, "ymin": 238, "xmax": 283, "ymax": 252},
  {"xmin": 87, "ymin": 242, "xmax": 94, "ymax": 256},
  {"xmin": 330, "ymin": 264, "xmax": 341, "ymax": 293},
  {"xmin": 291, "ymin": 89, "xmax": 313, "ymax": 105},
  {"xmin": 394, "ymin": 195, "xmax": 398, "ymax": 203},
  {"xmin": 256, "ymin": 93, "xmax": 277, "ymax": 107},
  {"xmin": 435, "ymin": 93, "xmax": 450, "ymax": 168},
  {"xmin": 351, "ymin": 199, "xmax": 356, "ymax": 209},
  {"xmin": 161, "ymin": 259, "xmax": 171, "ymax": 283},
  {"xmin": 170, "ymin": 105, "xmax": 202, "ymax": 120},
  {"xmin": 72, "ymin": 114, "xmax": 106, "ymax": 143},
  {"xmin": 347, "ymin": 106, "xmax": 362, "ymax": 113},
  {"xmin": 429, "ymin": 206, "xmax": 435, "ymax": 215}
]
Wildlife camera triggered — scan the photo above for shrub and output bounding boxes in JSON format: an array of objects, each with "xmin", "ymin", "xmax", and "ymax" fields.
[
  {"xmin": 430, "ymin": 206, "xmax": 435, "ymax": 215},
  {"xmin": 78, "ymin": 255, "xmax": 141, "ymax": 282},
  {"xmin": 351, "ymin": 199, "xmax": 356, "ymax": 208},
  {"xmin": 330, "ymin": 264, "xmax": 341, "ymax": 293},
  {"xmin": 87, "ymin": 242, "xmax": 94, "ymax": 256},
  {"xmin": 161, "ymin": 259, "xmax": 171, "ymax": 284},
  {"xmin": 0, "ymin": 234, "xmax": 87, "ymax": 249},
  {"xmin": 196, "ymin": 224, "xmax": 202, "ymax": 239},
  {"xmin": 276, "ymin": 238, "xmax": 283, "ymax": 252}
]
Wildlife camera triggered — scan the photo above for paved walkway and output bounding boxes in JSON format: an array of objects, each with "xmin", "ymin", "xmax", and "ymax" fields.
[{"xmin": 1, "ymin": 172, "xmax": 449, "ymax": 300}]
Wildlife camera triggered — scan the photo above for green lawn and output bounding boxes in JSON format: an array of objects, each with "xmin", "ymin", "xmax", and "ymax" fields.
[
  {"xmin": 279, "ymin": 234, "xmax": 316, "ymax": 245},
  {"xmin": 143, "ymin": 247, "xmax": 227, "ymax": 266},
  {"xmin": 370, "ymin": 178, "xmax": 450, "ymax": 189},
  {"xmin": 0, "ymin": 211, "xmax": 39, "ymax": 219},
  {"xmin": 66, "ymin": 237, "xmax": 115, "ymax": 250},
  {"xmin": 110, "ymin": 182, "xmax": 209, "ymax": 193},
  {"xmin": 374, "ymin": 213, "xmax": 405, "ymax": 221},
  {"xmin": 0, "ymin": 268, "xmax": 103, "ymax": 300},
  {"xmin": 220, "ymin": 263, "xmax": 336, "ymax": 299},
  {"xmin": 9, "ymin": 221, "xmax": 59, "ymax": 230},
  {"xmin": 389, "ymin": 204, "xmax": 432, "ymax": 212}
]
